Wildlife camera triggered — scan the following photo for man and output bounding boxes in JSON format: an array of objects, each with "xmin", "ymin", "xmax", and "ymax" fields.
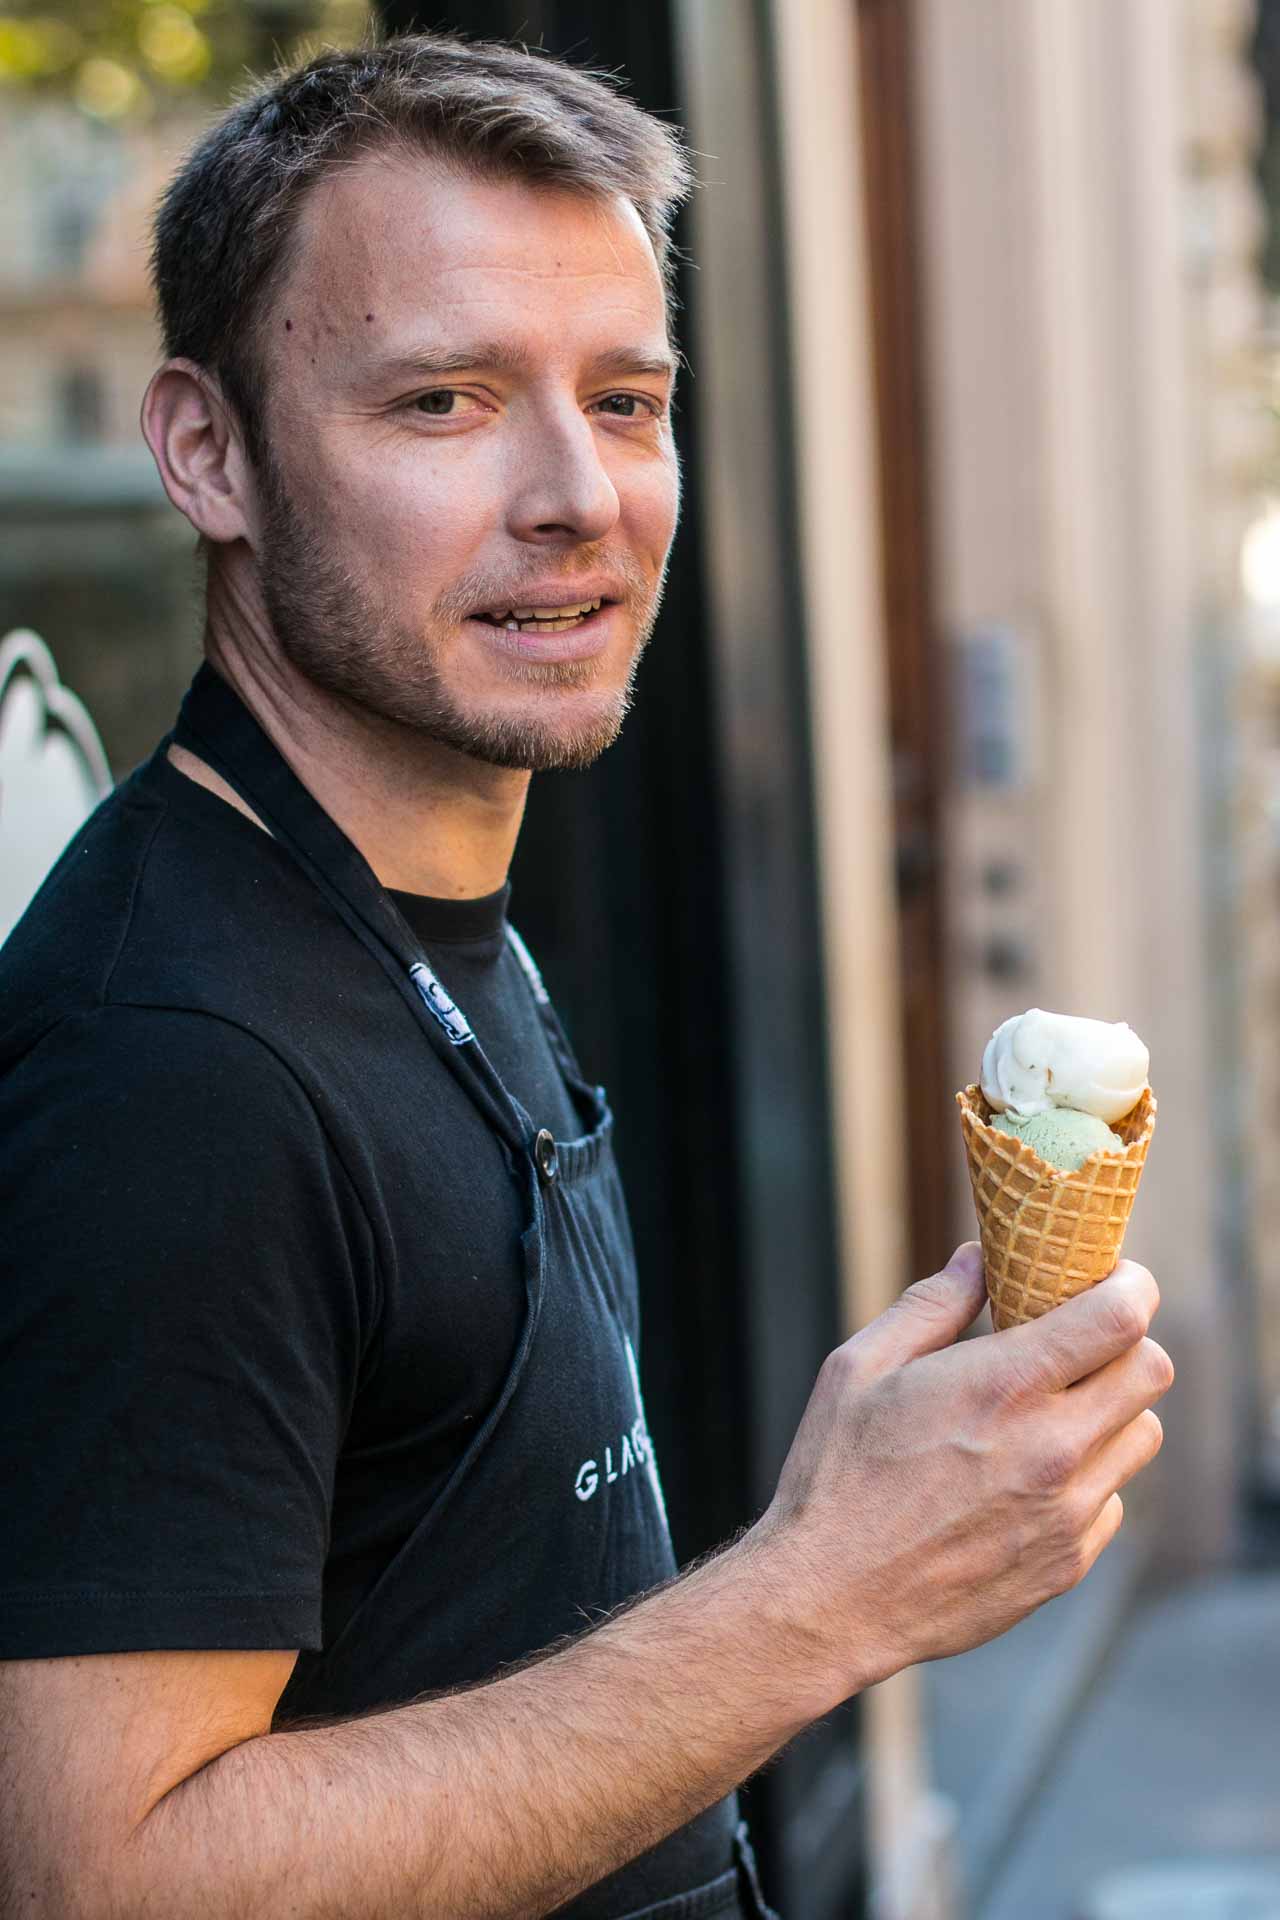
[{"xmin": 0, "ymin": 32, "xmax": 1172, "ymax": 1920}]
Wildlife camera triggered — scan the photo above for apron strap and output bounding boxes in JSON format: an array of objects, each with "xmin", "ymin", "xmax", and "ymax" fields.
[
  {"xmin": 173, "ymin": 664, "xmax": 530, "ymax": 1156},
  {"xmin": 504, "ymin": 923, "xmax": 550, "ymax": 1006},
  {"xmin": 732, "ymin": 1823, "xmax": 779, "ymax": 1920},
  {"xmin": 505, "ymin": 922, "xmax": 600, "ymax": 1098}
]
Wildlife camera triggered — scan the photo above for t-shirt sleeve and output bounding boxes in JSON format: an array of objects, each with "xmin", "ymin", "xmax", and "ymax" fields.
[{"xmin": 0, "ymin": 1006, "xmax": 375, "ymax": 1658}]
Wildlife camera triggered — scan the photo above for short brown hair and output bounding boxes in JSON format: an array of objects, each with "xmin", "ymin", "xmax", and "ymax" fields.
[{"xmin": 151, "ymin": 31, "xmax": 694, "ymax": 465}]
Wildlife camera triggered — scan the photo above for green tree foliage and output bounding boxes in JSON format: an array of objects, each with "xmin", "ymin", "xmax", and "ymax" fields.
[{"xmin": 0, "ymin": 0, "xmax": 369, "ymax": 119}]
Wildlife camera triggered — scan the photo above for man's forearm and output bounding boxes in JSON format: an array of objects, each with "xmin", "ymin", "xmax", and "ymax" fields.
[{"xmin": 120, "ymin": 1530, "xmax": 843, "ymax": 1920}]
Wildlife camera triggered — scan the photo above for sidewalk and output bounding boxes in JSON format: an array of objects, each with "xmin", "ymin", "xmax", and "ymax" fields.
[
  {"xmin": 921, "ymin": 1509, "xmax": 1280, "ymax": 1920},
  {"xmin": 979, "ymin": 1564, "xmax": 1280, "ymax": 1919}
]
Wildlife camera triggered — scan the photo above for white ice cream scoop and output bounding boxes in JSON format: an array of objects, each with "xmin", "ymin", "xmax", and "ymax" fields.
[{"xmin": 980, "ymin": 1008, "xmax": 1149, "ymax": 1124}]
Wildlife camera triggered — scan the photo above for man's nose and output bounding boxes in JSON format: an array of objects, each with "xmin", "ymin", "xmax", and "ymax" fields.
[{"xmin": 505, "ymin": 407, "xmax": 621, "ymax": 546}]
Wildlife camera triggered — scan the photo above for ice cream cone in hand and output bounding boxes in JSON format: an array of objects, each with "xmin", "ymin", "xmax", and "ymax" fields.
[{"xmin": 957, "ymin": 1010, "xmax": 1156, "ymax": 1330}]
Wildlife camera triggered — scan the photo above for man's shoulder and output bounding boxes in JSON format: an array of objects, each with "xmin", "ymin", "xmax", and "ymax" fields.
[
  {"xmin": 0, "ymin": 752, "xmax": 348, "ymax": 1072},
  {"xmin": 0, "ymin": 763, "xmax": 164, "ymax": 1060}
]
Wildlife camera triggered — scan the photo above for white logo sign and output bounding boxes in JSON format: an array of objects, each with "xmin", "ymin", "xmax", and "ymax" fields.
[
  {"xmin": 574, "ymin": 1417, "xmax": 651, "ymax": 1502},
  {"xmin": 573, "ymin": 1337, "xmax": 669, "ymax": 1535}
]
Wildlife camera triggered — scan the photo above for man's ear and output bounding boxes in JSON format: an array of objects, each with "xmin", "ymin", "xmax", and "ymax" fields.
[{"xmin": 141, "ymin": 359, "xmax": 257, "ymax": 547}]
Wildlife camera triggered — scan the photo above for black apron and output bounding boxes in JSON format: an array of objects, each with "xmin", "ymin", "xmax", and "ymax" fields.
[{"xmin": 173, "ymin": 667, "xmax": 777, "ymax": 1920}]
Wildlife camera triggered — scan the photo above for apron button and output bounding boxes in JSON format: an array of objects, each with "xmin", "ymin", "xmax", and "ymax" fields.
[{"xmin": 534, "ymin": 1128, "xmax": 559, "ymax": 1185}]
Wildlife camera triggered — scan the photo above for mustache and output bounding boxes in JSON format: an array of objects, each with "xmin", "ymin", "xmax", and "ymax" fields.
[{"xmin": 435, "ymin": 551, "xmax": 653, "ymax": 621}]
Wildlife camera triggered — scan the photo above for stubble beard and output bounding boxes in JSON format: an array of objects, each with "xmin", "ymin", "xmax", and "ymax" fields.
[{"xmin": 254, "ymin": 455, "xmax": 663, "ymax": 773}]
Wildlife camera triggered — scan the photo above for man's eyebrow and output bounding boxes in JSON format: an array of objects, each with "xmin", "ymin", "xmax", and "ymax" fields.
[{"xmin": 374, "ymin": 341, "xmax": 680, "ymax": 382}]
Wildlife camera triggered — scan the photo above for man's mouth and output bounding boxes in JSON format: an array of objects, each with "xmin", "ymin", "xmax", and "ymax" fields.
[{"xmin": 471, "ymin": 596, "xmax": 607, "ymax": 635}]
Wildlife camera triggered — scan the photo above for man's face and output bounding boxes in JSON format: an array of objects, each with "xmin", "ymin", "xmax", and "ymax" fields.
[{"xmin": 247, "ymin": 153, "xmax": 680, "ymax": 772}]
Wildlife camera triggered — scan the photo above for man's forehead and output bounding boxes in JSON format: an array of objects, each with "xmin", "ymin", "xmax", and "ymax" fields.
[{"xmin": 289, "ymin": 150, "xmax": 664, "ymax": 308}]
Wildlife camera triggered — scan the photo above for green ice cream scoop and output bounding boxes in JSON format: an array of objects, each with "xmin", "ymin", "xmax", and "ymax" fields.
[{"xmin": 990, "ymin": 1106, "xmax": 1123, "ymax": 1171}]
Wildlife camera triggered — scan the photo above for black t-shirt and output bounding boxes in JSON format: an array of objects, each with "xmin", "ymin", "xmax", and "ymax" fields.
[
  {"xmin": 0, "ymin": 755, "xmax": 586, "ymax": 1661},
  {"xmin": 0, "ymin": 702, "xmax": 741, "ymax": 1914}
]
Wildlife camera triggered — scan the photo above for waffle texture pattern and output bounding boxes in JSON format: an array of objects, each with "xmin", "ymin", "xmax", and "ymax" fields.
[{"xmin": 956, "ymin": 1083, "xmax": 1157, "ymax": 1330}]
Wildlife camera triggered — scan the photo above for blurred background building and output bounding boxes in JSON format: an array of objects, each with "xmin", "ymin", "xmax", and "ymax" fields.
[{"xmin": 3, "ymin": 0, "xmax": 1280, "ymax": 1915}]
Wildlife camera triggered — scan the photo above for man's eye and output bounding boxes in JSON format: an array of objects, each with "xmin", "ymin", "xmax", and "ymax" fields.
[
  {"xmin": 594, "ymin": 393, "xmax": 659, "ymax": 419},
  {"xmin": 412, "ymin": 390, "xmax": 479, "ymax": 417}
]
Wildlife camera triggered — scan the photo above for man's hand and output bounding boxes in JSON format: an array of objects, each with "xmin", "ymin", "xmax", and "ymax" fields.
[{"xmin": 755, "ymin": 1244, "xmax": 1173, "ymax": 1700}]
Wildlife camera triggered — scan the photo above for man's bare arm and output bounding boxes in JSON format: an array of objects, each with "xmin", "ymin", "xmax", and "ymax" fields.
[
  {"xmin": 0, "ymin": 1549, "xmax": 822, "ymax": 1920},
  {"xmin": 152, "ymin": 1540, "xmax": 819, "ymax": 1918},
  {"xmin": 1, "ymin": 1250, "xmax": 1173, "ymax": 1920}
]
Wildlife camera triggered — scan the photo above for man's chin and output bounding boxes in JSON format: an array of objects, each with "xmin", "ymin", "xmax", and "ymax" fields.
[
  {"xmin": 455, "ymin": 700, "xmax": 631, "ymax": 773},
  {"xmin": 273, "ymin": 638, "xmax": 631, "ymax": 770},
  {"xmin": 385, "ymin": 677, "xmax": 630, "ymax": 772}
]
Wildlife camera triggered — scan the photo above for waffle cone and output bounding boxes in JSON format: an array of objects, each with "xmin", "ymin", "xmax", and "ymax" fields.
[{"xmin": 956, "ymin": 1083, "xmax": 1157, "ymax": 1329}]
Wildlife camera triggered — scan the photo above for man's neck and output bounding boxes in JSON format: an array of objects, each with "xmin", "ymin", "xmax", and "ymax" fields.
[{"xmin": 171, "ymin": 621, "xmax": 530, "ymax": 902}]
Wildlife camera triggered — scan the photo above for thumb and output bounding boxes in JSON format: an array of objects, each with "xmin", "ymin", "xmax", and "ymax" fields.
[{"xmin": 842, "ymin": 1242, "xmax": 988, "ymax": 1382}]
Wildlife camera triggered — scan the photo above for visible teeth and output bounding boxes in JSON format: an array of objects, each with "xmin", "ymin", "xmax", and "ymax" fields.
[
  {"xmin": 508, "ymin": 598, "xmax": 601, "ymax": 621},
  {"xmin": 478, "ymin": 597, "xmax": 604, "ymax": 630}
]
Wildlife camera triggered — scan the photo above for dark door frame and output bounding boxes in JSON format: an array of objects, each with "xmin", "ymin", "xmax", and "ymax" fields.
[{"xmin": 856, "ymin": 0, "xmax": 951, "ymax": 1283}]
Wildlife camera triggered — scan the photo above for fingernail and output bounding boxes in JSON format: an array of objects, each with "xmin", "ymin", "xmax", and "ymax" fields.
[{"xmin": 946, "ymin": 1243, "xmax": 984, "ymax": 1280}]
